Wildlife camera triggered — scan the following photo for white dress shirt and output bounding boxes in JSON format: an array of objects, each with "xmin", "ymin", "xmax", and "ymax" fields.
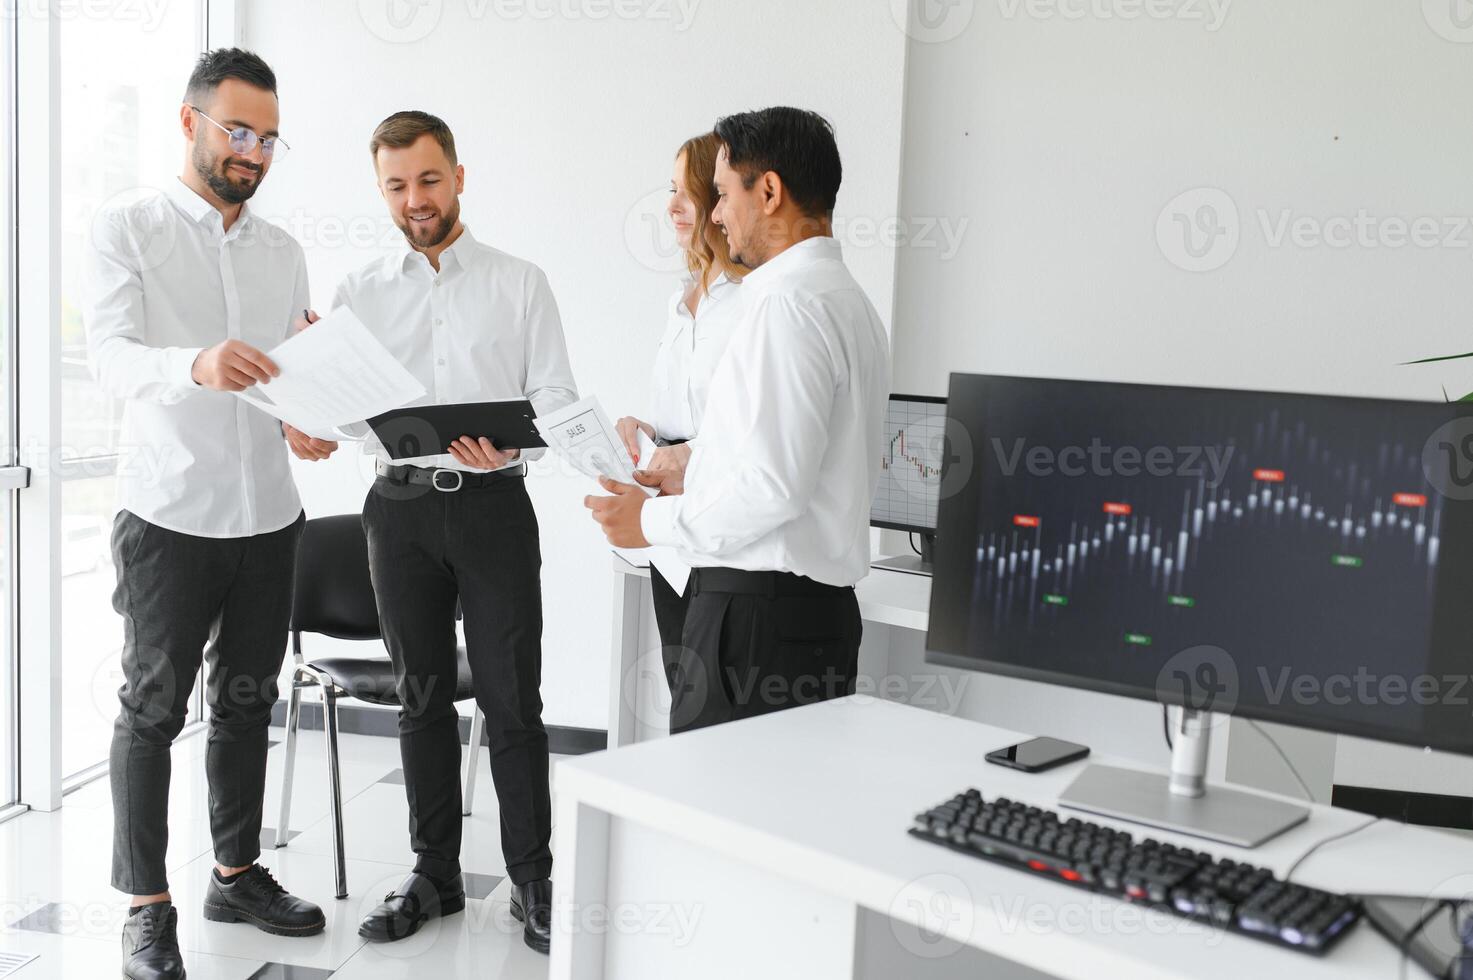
[
  {"xmin": 84, "ymin": 178, "xmax": 308, "ymax": 538},
  {"xmin": 648, "ymin": 272, "xmax": 743, "ymax": 443},
  {"xmin": 331, "ymin": 226, "xmax": 579, "ymax": 472},
  {"xmin": 640, "ymin": 237, "xmax": 892, "ymax": 587}
]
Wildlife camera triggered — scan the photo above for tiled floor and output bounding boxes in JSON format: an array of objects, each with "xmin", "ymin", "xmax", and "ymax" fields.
[{"xmin": 0, "ymin": 726, "xmax": 559, "ymax": 978}]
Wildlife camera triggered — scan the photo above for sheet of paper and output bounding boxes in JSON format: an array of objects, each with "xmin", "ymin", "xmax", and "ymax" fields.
[
  {"xmin": 635, "ymin": 428, "xmax": 659, "ymax": 468},
  {"xmin": 534, "ymin": 396, "xmax": 658, "ymax": 497},
  {"xmin": 235, "ymin": 307, "xmax": 426, "ymax": 440}
]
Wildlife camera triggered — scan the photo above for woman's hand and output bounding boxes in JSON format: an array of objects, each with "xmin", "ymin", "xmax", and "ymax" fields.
[{"xmin": 615, "ymin": 416, "xmax": 656, "ymax": 465}]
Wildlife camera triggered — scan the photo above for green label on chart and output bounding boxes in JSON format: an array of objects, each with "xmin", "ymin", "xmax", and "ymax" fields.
[
  {"xmin": 1330, "ymin": 555, "xmax": 1364, "ymax": 568},
  {"xmin": 1043, "ymin": 594, "xmax": 1069, "ymax": 606},
  {"xmin": 1124, "ymin": 633, "xmax": 1153, "ymax": 646},
  {"xmin": 1167, "ymin": 595, "xmax": 1196, "ymax": 608}
]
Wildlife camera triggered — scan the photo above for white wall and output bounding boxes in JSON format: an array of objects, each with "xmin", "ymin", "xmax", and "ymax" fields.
[
  {"xmin": 891, "ymin": 0, "xmax": 1473, "ymax": 796},
  {"xmin": 241, "ymin": 0, "xmax": 908, "ymax": 729}
]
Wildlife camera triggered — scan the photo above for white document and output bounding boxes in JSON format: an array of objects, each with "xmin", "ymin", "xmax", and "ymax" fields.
[
  {"xmin": 635, "ymin": 428, "xmax": 659, "ymax": 468},
  {"xmin": 534, "ymin": 396, "xmax": 658, "ymax": 497},
  {"xmin": 619, "ymin": 428, "xmax": 690, "ymax": 592},
  {"xmin": 235, "ymin": 308, "xmax": 426, "ymax": 441}
]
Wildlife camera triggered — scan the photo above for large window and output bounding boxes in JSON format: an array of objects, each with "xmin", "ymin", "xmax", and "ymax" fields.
[
  {"xmin": 59, "ymin": 4, "xmax": 203, "ymax": 780},
  {"xmin": 0, "ymin": 0, "xmax": 17, "ymax": 811}
]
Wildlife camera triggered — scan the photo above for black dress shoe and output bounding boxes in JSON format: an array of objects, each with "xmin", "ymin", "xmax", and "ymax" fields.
[
  {"xmin": 358, "ymin": 871, "xmax": 465, "ymax": 943},
  {"xmin": 510, "ymin": 878, "xmax": 552, "ymax": 955},
  {"xmin": 122, "ymin": 901, "xmax": 185, "ymax": 980},
  {"xmin": 201, "ymin": 864, "xmax": 325, "ymax": 937}
]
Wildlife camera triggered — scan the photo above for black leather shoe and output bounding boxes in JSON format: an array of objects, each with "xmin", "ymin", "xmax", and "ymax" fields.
[
  {"xmin": 510, "ymin": 878, "xmax": 551, "ymax": 955},
  {"xmin": 122, "ymin": 901, "xmax": 185, "ymax": 980},
  {"xmin": 201, "ymin": 864, "xmax": 325, "ymax": 937},
  {"xmin": 357, "ymin": 871, "xmax": 465, "ymax": 943}
]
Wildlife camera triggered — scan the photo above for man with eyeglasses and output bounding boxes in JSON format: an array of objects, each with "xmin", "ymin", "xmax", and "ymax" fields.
[{"xmin": 84, "ymin": 48, "xmax": 330, "ymax": 980}]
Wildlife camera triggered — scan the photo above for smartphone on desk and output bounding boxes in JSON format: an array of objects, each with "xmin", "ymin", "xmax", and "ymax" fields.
[{"xmin": 985, "ymin": 737, "xmax": 1090, "ymax": 773}]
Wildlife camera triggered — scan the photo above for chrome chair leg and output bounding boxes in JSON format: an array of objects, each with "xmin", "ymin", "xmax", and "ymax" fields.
[
  {"xmin": 322, "ymin": 680, "xmax": 348, "ymax": 899},
  {"xmin": 462, "ymin": 706, "xmax": 486, "ymax": 816},
  {"xmin": 274, "ymin": 672, "xmax": 304, "ymax": 847}
]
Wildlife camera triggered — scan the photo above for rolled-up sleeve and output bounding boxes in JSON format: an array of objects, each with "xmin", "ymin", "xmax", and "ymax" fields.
[{"xmin": 83, "ymin": 206, "xmax": 202, "ymax": 403}]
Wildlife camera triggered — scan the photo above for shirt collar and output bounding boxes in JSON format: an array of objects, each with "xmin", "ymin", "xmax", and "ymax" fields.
[
  {"xmin": 401, "ymin": 223, "xmax": 479, "ymax": 275},
  {"xmin": 741, "ymin": 235, "xmax": 841, "ymax": 289},
  {"xmin": 672, "ymin": 271, "xmax": 739, "ymax": 320},
  {"xmin": 162, "ymin": 176, "xmax": 254, "ymax": 234}
]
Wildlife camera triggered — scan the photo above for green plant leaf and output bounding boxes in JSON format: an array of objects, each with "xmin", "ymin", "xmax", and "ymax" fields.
[{"xmin": 1402, "ymin": 351, "xmax": 1473, "ymax": 365}]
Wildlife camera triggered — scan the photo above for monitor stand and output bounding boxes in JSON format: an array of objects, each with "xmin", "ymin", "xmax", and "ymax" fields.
[
  {"xmin": 1057, "ymin": 708, "xmax": 1310, "ymax": 849},
  {"xmin": 873, "ymin": 532, "xmax": 934, "ymax": 577}
]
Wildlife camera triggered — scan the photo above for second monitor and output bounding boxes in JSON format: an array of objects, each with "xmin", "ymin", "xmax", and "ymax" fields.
[{"xmin": 871, "ymin": 393, "xmax": 948, "ymax": 576}]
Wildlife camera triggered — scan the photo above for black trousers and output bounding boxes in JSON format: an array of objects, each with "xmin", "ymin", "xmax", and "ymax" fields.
[
  {"xmin": 109, "ymin": 509, "xmax": 304, "ymax": 895},
  {"xmin": 650, "ymin": 566, "xmax": 690, "ymax": 694},
  {"xmin": 362, "ymin": 474, "xmax": 552, "ymax": 886},
  {"xmin": 670, "ymin": 568, "xmax": 863, "ymax": 734}
]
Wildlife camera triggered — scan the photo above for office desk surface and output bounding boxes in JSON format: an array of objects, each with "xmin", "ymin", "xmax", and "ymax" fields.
[
  {"xmin": 611, "ymin": 552, "xmax": 932, "ymax": 632},
  {"xmin": 556, "ymin": 696, "xmax": 1473, "ymax": 980}
]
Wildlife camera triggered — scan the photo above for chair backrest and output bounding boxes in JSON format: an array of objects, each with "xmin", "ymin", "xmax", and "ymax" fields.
[{"xmin": 291, "ymin": 514, "xmax": 382, "ymax": 641}]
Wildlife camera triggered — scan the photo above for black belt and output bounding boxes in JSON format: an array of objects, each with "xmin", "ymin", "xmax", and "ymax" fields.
[
  {"xmin": 688, "ymin": 567, "xmax": 852, "ymax": 598},
  {"xmin": 374, "ymin": 461, "xmax": 525, "ymax": 492}
]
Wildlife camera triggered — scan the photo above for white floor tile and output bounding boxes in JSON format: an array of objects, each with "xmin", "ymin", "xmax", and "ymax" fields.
[
  {"xmin": 0, "ymin": 926, "xmax": 272, "ymax": 979},
  {"xmin": 286, "ymin": 782, "xmax": 509, "ymax": 879}
]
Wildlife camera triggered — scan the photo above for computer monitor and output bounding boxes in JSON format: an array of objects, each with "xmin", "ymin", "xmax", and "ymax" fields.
[
  {"xmin": 927, "ymin": 373, "xmax": 1473, "ymax": 847},
  {"xmin": 871, "ymin": 394, "xmax": 947, "ymax": 576}
]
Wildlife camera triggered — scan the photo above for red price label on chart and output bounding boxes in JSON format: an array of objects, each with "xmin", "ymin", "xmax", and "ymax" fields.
[
  {"xmin": 1014, "ymin": 515, "xmax": 1040, "ymax": 528},
  {"xmin": 1253, "ymin": 468, "xmax": 1285, "ymax": 482},
  {"xmin": 1103, "ymin": 502, "xmax": 1132, "ymax": 516},
  {"xmin": 1393, "ymin": 492, "xmax": 1427, "ymax": 508}
]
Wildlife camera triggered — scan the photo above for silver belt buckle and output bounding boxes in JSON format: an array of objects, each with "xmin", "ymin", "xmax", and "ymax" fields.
[{"xmin": 431, "ymin": 468, "xmax": 464, "ymax": 492}]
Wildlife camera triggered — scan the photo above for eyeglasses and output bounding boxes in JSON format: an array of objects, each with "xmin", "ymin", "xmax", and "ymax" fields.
[{"xmin": 188, "ymin": 105, "xmax": 290, "ymax": 161}]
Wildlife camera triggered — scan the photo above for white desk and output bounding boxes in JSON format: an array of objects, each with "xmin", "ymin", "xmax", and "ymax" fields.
[
  {"xmin": 551, "ymin": 697, "xmax": 1473, "ymax": 980},
  {"xmin": 606, "ymin": 552, "xmax": 931, "ymax": 747}
]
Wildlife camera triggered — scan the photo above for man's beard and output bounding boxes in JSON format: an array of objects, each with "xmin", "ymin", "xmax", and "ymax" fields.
[
  {"xmin": 193, "ymin": 142, "xmax": 261, "ymax": 205},
  {"xmin": 397, "ymin": 199, "xmax": 460, "ymax": 250}
]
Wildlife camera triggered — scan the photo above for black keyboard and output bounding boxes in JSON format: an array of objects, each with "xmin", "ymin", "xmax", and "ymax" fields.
[{"xmin": 910, "ymin": 789, "xmax": 1361, "ymax": 954}]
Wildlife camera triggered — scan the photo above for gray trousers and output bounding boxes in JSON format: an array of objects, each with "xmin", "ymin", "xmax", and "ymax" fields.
[{"xmin": 108, "ymin": 509, "xmax": 303, "ymax": 895}]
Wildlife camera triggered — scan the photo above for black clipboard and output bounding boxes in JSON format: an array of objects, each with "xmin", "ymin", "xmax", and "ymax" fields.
[{"xmin": 366, "ymin": 400, "xmax": 547, "ymax": 461}]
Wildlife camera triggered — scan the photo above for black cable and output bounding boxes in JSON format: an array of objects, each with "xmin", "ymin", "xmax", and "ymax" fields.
[
  {"xmin": 1284, "ymin": 815, "xmax": 1381, "ymax": 883},
  {"xmin": 908, "ymin": 532, "xmax": 923, "ymax": 557},
  {"xmin": 1245, "ymin": 719, "xmax": 1316, "ymax": 803},
  {"xmin": 1162, "ymin": 704, "xmax": 1173, "ymax": 750},
  {"xmin": 1396, "ymin": 898, "xmax": 1454, "ymax": 980}
]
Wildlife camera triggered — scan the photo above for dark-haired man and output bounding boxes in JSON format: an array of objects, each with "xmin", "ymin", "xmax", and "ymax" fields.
[
  {"xmin": 586, "ymin": 106, "xmax": 891, "ymax": 732},
  {"xmin": 300, "ymin": 110, "xmax": 576, "ymax": 955},
  {"xmin": 85, "ymin": 48, "xmax": 329, "ymax": 980}
]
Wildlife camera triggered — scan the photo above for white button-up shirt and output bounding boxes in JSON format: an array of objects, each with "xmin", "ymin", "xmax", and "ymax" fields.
[
  {"xmin": 640, "ymin": 237, "xmax": 892, "ymax": 587},
  {"xmin": 83, "ymin": 178, "xmax": 308, "ymax": 538},
  {"xmin": 331, "ymin": 226, "xmax": 579, "ymax": 472},
  {"xmin": 648, "ymin": 273, "xmax": 743, "ymax": 443}
]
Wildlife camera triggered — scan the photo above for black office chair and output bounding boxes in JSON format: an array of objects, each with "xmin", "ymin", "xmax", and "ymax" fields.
[{"xmin": 273, "ymin": 513, "xmax": 488, "ymax": 899}]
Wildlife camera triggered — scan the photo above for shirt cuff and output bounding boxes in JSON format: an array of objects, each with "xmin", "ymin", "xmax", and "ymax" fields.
[
  {"xmin": 173, "ymin": 346, "xmax": 205, "ymax": 389},
  {"xmin": 641, "ymin": 495, "xmax": 679, "ymax": 548}
]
